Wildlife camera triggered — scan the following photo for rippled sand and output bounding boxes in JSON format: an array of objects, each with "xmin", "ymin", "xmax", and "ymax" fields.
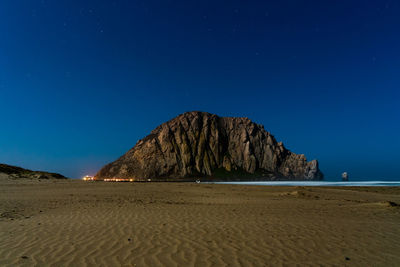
[{"xmin": 1, "ymin": 179, "xmax": 400, "ymax": 266}]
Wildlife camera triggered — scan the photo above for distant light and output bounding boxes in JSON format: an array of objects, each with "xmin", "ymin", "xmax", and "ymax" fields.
[
  {"xmin": 82, "ymin": 175, "xmax": 94, "ymax": 181},
  {"xmin": 103, "ymin": 178, "xmax": 134, "ymax": 182}
]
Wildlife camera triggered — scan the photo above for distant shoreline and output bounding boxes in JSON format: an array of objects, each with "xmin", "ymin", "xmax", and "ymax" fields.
[{"xmin": 210, "ymin": 181, "xmax": 400, "ymax": 187}]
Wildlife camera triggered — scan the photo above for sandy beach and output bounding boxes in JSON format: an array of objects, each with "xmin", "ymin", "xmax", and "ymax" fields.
[{"xmin": 1, "ymin": 179, "xmax": 400, "ymax": 266}]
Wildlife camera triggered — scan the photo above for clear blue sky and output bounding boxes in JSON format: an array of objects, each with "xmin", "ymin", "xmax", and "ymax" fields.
[{"xmin": 0, "ymin": 1, "xmax": 399, "ymax": 180}]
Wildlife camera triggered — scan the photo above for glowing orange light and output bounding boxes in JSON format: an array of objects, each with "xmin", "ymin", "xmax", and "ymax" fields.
[
  {"xmin": 103, "ymin": 178, "xmax": 134, "ymax": 182},
  {"xmin": 82, "ymin": 175, "xmax": 94, "ymax": 181}
]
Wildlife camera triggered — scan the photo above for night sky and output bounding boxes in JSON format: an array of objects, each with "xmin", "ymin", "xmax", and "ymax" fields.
[{"xmin": 1, "ymin": 1, "xmax": 399, "ymax": 180}]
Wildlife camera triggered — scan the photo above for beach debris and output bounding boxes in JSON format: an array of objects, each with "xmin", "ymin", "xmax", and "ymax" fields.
[
  {"xmin": 383, "ymin": 201, "xmax": 399, "ymax": 207},
  {"xmin": 21, "ymin": 256, "xmax": 28, "ymax": 259},
  {"xmin": 345, "ymin": 257, "xmax": 350, "ymax": 261},
  {"xmin": 196, "ymin": 179, "xmax": 201, "ymax": 184},
  {"xmin": 342, "ymin": 172, "xmax": 349, "ymax": 181}
]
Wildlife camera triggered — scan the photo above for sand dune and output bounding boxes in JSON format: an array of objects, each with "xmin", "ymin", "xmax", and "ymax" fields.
[{"xmin": 1, "ymin": 180, "xmax": 400, "ymax": 266}]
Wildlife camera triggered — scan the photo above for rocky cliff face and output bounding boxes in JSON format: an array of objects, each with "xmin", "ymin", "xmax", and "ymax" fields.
[{"xmin": 96, "ymin": 111, "xmax": 323, "ymax": 181}]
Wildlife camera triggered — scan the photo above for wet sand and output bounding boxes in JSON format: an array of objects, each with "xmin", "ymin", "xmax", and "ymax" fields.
[{"xmin": 1, "ymin": 179, "xmax": 400, "ymax": 266}]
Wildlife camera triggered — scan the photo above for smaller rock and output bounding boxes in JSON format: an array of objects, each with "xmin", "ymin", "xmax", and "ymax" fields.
[{"xmin": 342, "ymin": 172, "xmax": 349, "ymax": 181}]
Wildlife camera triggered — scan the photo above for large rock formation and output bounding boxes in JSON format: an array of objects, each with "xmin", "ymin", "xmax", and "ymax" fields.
[
  {"xmin": 0, "ymin": 164, "xmax": 67, "ymax": 180},
  {"xmin": 96, "ymin": 111, "xmax": 323, "ymax": 181}
]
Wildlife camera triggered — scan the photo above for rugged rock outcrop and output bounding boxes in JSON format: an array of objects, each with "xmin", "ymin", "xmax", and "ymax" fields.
[
  {"xmin": 96, "ymin": 111, "xmax": 323, "ymax": 181},
  {"xmin": 0, "ymin": 164, "xmax": 67, "ymax": 180}
]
